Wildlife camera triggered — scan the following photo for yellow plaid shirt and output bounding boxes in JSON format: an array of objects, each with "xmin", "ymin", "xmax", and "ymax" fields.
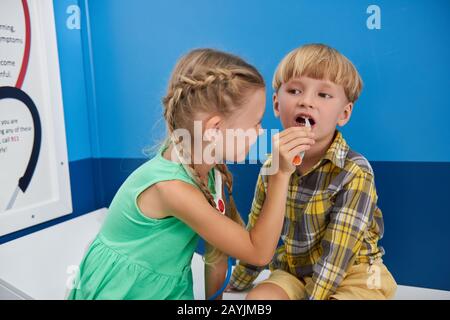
[{"xmin": 230, "ymin": 130, "xmax": 385, "ymax": 300}]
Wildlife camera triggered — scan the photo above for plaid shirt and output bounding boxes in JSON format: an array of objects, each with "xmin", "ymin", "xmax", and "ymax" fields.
[{"xmin": 230, "ymin": 130, "xmax": 385, "ymax": 300}]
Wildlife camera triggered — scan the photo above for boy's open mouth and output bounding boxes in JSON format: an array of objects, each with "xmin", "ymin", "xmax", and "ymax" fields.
[{"xmin": 295, "ymin": 114, "xmax": 316, "ymax": 127}]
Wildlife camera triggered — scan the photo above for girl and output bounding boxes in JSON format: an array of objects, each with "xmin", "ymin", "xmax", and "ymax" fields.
[{"xmin": 68, "ymin": 48, "xmax": 315, "ymax": 300}]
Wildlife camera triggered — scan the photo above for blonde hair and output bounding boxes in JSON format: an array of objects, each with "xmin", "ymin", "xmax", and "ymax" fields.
[
  {"xmin": 272, "ymin": 43, "xmax": 363, "ymax": 102},
  {"xmin": 162, "ymin": 48, "xmax": 265, "ymax": 264}
]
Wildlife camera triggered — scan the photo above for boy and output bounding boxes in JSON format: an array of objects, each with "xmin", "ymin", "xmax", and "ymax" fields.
[{"xmin": 228, "ymin": 44, "xmax": 397, "ymax": 300}]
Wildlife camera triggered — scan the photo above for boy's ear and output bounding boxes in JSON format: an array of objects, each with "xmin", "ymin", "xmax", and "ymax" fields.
[
  {"xmin": 337, "ymin": 102, "xmax": 353, "ymax": 127},
  {"xmin": 273, "ymin": 93, "xmax": 280, "ymax": 118}
]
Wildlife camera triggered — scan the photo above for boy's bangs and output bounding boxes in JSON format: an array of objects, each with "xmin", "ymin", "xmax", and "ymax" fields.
[{"xmin": 273, "ymin": 45, "xmax": 362, "ymax": 102}]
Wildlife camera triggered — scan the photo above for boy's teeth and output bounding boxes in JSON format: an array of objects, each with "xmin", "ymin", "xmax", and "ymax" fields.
[{"xmin": 296, "ymin": 116, "xmax": 309, "ymax": 127}]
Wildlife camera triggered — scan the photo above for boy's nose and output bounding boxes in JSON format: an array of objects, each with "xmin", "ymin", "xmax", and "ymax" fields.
[
  {"xmin": 297, "ymin": 96, "xmax": 314, "ymax": 109},
  {"xmin": 296, "ymin": 91, "xmax": 315, "ymax": 108}
]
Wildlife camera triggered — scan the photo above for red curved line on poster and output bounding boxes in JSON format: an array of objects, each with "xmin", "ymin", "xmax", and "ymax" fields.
[{"xmin": 15, "ymin": 0, "xmax": 31, "ymax": 89}]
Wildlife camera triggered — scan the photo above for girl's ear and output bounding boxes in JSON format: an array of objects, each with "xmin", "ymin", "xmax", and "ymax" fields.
[
  {"xmin": 273, "ymin": 93, "xmax": 280, "ymax": 118},
  {"xmin": 204, "ymin": 115, "xmax": 222, "ymax": 141},
  {"xmin": 337, "ymin": 102, "xmax": 353, "ymax": 127},
  {"xmin": 205, "ymin": 115, "xmax": 222, "ymax": 130}
]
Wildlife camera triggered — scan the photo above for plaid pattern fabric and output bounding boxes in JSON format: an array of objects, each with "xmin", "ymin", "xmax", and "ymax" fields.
[{"xmin": 229, "ymin": 130, "xmax": 385, "ymax": 300}]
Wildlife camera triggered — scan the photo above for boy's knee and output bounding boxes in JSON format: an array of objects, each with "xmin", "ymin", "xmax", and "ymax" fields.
[{"xmin": 246, "ymin": 283, "xmax": 290, "ymax": 300}]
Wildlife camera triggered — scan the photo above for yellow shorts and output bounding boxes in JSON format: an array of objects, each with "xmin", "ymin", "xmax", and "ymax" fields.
[{"xmin": 259, "ymin": 261, "xmax": 397, "ymax": 300}]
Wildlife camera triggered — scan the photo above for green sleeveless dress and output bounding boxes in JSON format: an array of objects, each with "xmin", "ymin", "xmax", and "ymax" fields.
[{"xmin": 67, "ymin": 146, "xmax": 216, "ymax": 300}]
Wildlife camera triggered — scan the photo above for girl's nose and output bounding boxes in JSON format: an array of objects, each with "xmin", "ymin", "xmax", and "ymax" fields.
[{"xmin": 257, "ymin": 127, "xmax": 264, "ymax": 136}]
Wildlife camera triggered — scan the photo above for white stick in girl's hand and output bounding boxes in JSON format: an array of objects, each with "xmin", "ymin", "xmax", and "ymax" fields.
[{"xmin": 292, "ymin": 117, "xmax": 310, "ymax": 166}]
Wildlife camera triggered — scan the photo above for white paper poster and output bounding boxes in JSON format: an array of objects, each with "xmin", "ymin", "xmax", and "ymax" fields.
[{"xmin": 0, "ymin": 0, "xmax": 72, "ymax": 236}]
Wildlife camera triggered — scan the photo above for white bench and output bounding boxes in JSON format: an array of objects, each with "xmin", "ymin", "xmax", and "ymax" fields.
[
  {"xmin": 191, "ymin": 253, "xmax": 450, "ymax": 300},
  {"xmin": 1, "ymin": 209, "xmax": 449, "ymax": 300}
]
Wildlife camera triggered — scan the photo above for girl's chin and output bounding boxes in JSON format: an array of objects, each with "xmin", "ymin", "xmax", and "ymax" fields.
[
  {"xmin": 223, "ymin": 152, "xmax": 248, "ymax": 164},
  {"xmin": 236, "ymin": 156, "xmax": 248, "ymax": 163}
]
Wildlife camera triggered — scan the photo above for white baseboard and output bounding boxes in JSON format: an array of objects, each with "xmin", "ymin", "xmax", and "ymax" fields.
[{"xmin": 1, "ymin": 208, "xmax": 449, "ymax": 300}]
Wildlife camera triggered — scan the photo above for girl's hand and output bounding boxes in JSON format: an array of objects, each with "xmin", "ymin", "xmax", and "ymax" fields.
[
  {"xmin": 272, "ymin": 126, "xmax": 315, "ymax": 175},
  {"xmin": 205, "ymin": 245, "xmax": 228, "ymax": 300}
]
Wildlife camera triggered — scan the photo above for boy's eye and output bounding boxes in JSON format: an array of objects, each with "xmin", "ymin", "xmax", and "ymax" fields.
[
  {"xmin": 288, "ymin": 89, "xmax": 302, "ymax": 95},
  {"xmin": 319, "ymin": 92, "xmax": 333, "ymax": 99}
]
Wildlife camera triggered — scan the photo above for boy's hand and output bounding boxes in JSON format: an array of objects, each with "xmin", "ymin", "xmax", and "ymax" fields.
[
  {"xmin": 224, "ymin": 283, "xmax": 235, "ymax": 292},
  {"xmin": 272, "ymin": 126, "xmax": 315, "ymax": 175},
  {"xmin": 224, "ymin": 283, "xmax": 247, "ymax": 293}
]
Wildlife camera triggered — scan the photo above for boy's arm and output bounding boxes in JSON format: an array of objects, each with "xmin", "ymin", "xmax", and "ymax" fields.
[
  {"xmin": 306, "ymin": 171, "xmax": 379, "ymax": 300},
  {"xmin": 228, "ymin": 172, "xmax": 268, "ymax": 291}
]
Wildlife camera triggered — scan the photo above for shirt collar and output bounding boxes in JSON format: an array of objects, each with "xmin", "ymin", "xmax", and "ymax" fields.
[{"xmin": 322, "ymin": 130, "xmax": 349, "ymax": 169}]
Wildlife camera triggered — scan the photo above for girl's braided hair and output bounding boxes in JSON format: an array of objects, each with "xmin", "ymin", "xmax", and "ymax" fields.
[{"xmin": 162, "ymin": 48, "xmax": 265, "ymax": 264}]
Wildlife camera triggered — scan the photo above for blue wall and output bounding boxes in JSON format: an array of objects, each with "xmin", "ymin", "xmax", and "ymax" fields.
[
  {"xmin": 87, "ymin": 0, "xmax": 450, "ymax": 161},
  {"xmin": 85, "ymin": 0, "xmax": 450, "ymax": 290},
  {"xmin": 1, "ymin": 0, "xmax": 449, "ymax": 292}
]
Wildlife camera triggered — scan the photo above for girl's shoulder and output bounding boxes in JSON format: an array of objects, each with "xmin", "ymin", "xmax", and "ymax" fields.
[
  {"xmin": 105, "ymin": 149, "xmax": 198, "ymax": 223},
  {"xmin": 130, "ymin": 146, "xmax": 196, "ymax": 188}
]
